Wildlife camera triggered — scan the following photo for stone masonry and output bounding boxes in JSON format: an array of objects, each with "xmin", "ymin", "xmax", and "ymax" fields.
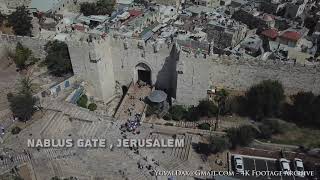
[{"xmin": 1, "ymin": 32, "xmax": 320, "ymax": 106}]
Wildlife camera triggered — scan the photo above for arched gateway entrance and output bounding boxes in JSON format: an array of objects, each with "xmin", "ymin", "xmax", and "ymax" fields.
[{"xmin": 135, "ymin": 63, "xmax": 152, "ymax": 85}]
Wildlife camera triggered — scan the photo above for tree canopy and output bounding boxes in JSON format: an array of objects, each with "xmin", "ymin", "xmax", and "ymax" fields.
[
  {"xmin": 8, "ymin": 6, "xmax": 32, "ymax": 36},
  {"xmin": 245, "ymin": 80, "xmax": 285, "ymax": 120},
  {"xmin": 169, "ymin": 105, "xmax": 186, "ymax": 121},
  {"xmin": 208, "ymin": 136, "xmax": 230, "ymax": 153},
  {"xmin": 0, "ymin": 11, "xmax": 5, "ymax": 25},
  {"xmin": 80, "ymin": 0, "xmax": 116, "ymax": 16},
  {"xmin": 226, "ymin": 125, "xmax": 257, "ymax": 148},
  {"xmin": 44, "ymin": 40, "xmax": 73, "ymax": 76},
  {"xmin": 7, "ymin": 77, "xmax": 37, "ymax": 122},
  {"xmin": 13, "ymin": 42, "xmax": 32, "ymax": 70},
  {"xmin": 282, "ymin": 92, "xmax": 320, "ymax": 128}
]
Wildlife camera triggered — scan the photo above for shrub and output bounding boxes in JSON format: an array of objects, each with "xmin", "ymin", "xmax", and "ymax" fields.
[
  {"xmin": 197, "ymin": 100, "xmax": 218, "ymax": 117},
  {"xmin": 164, "ymin": 122, "xmax": 174, "ymax": 126},
  {"xmin": 169, "ymin": 105, "xmax": 186, "ymax": 121},
  {"xmin": 208, "ymin": 136, "xmax": 231, "ymax": 153},
  {"xmin": 226, "ymin": 125, "xmax": 257, "ymax": 148},
  {"xmin": 88, "ymin": 103, "xmax": 97, "ymax": 111},
  {"xmin": 44, "ymin": 40, "xmax": 73, "ymax": 76},
  {"xmin": 77, "ymin": 94, "xmax": 88, "ymax": 108},
  {"xmin": 198, "ymin": 123, "xmax": 211, "ymax": 130},
  {"xmin": 258, "ymin": 119, "xmax": 285, "ymax": 139},
  {"xmin": 11, "ymin": 126, "xmax": 21, "ymax": 135},
  {"xmin": 185, "ymin": 106, "xmax": 200, "ymax": 121},
  {"xmin": 245, "ymin": 80, "xmax": 285, "ymax": 120},
  {"xmin": 163, "ymin": 113, "xmax": 172, "ymax": 120},
  {"xmin": 146, "ymin": 105, "xmax": 157, "ymax": 117}
]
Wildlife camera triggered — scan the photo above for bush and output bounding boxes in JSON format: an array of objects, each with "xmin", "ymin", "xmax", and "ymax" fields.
[
  {"xmin": 77, "ymin": 95, "xmax": 88, "ymax": 108},
  {"xmin": 169, "ymin": 105, "xmax": 186, "ymax": 121},
  {"xmin": 245, "ymin": 80, "xmax": 285, "ymax": 120},
  {"xmin": 226, "ymin": 125, "xmax": 257, "ymax": 148},
  {"xmin": 185, "ymin": 106, "xmax": 200, "ymax": 121},
  {"xmin": 208, "ymin": 136, "xmax": 231, "ymax": 153},
  {"xmin": 197, "ymin": 100, "xmax": 218, "ymax": 117},
  {"xmin": 258, "ymin": 119, "xmax": 285, "ymax": 139},
  {"xmin": 11, "ymin": 126, "xmax": 21, "ymax": 135},
  {"xmin": 282, "ymin": 92, "xmax": 320, "ymax": 128},
  {"xmin": 88, "ymin": 103, "xmax": 97, "ymax": 111},
  {"xmin": 146, "ymin": 105, "xmax": 157, "ymax": 117},
  {"xmin": 163, "ymin": 113, "xmax": 172, "ymax": 120},
  {"xmin": 44, "ymin": 40, "xmax": 73, "ymax": 76},
  {"xmin": 198, "ymin": 123, "xmax": 211, "ymax": 130},
  {"xmin": 164, "ymin": 122, "xmax": 174, "ymax": 126}
]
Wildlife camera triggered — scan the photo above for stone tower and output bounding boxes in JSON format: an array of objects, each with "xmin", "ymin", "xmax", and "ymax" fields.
[{"xmin": 67, "ymin": 36, "xmax": 116, "ymax": 103}]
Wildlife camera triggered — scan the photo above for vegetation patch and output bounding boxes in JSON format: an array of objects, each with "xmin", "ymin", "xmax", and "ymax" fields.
[
  {"xmin": 11, "ymin": 126, "xmax": 22, "ymax": 135},
  {"xmin": 88, "ymin": 103, "xmax": 97, "ymax": 111},
  {"xmin": 44, "ymin": 40, "xmax": 73, "ymax": 76},
  {"xmin": 198, "ymin": 123, "xmax": 211, "ymax": 130},
  {"xmin": 77, "ymin": 94, "xmax": 88, "ymax": 108}
]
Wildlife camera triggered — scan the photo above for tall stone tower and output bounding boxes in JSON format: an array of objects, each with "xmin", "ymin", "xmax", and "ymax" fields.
[{"xmin": 67, "ymin": 36, "xmax": 116, "ymax": 103}]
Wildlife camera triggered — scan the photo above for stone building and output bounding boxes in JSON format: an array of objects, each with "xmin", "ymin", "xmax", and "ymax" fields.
[{"xmin": 206, "ymin": 19, "xmax": 247, "ymax": 49}]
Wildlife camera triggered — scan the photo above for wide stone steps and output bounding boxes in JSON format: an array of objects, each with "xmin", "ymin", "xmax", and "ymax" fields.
[
  {"xmin": 32, "ymin": 148, "xmax": 76, "ymax": 161},
  {"xmin": 0, "ymin": 153, "xmax": 30, "ymax": 170},
  {"xmin": 51, "ymin": 161, "xmax": 63, "ymax": 178},
  {"xmin": 39, "ymin": 110, "xmax": 59, "ymax": 136}
]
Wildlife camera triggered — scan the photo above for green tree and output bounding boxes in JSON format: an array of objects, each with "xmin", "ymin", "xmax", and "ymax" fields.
[
  {"xmin": 226, "ymin": 125, "xmax": 257, "ymax": 148},
  {"xmin": 185, "ymin": 106, "xmax": 200, "ymax": 121},
  {"xmin": 96, "ymin": 0, "xmax": 116, "ymax": 15},
  {"xmin": 8, "ymin": 6, "xmax": 32, "ymax": 36},
  {"xmin": 0, "ymin": 11, "xmax": 5, "ymax": 25},
  {"xmin": 282, "ymin": 92, "xmax": 320, "ymax": 128},
  {"xmin": 258, "ymin": 119, "xmax": 285, "ymax": 139},
  {"xmin": 44, "ymin": 40, "xmax": 73, "ymax": 76},
  {"xmin": 7, "ymin": 77, "xmax": 37, "ymax": 122},
  {"xmin": 198, "ymin": 123, "xmax": 211, "ymax": 130},
  {"xmin": 8, "ymin": 92, "xmax": 37, "ymax": 121},
  {"xmin": 80, "ymin": 0, "xmax": 116, "ymax": 16},
  {"xmin": 88, "ymin": 103, "xmax": 97, "ymax": 111},
  {"xmin": 18, "ymin": 76, "xmax": 34, "ymax": 94},
  {"xmin": 11, "ymin": 126, "xmax": 22, "ymax": 135},
  {"xmin": 80, "ymin": 2, "xmax": 97, "ymax": 16},
  {"xmin": 208, "ymin": 136, "xmax": 230, "ymax": 153},
  {"xmin": 214, "ymin": 89, "xmax": 229, "ymax": 130},
  {"xmin": 246, "ymin": 80, "xmax": 285, "ymax": 120},
  {"xmin": 13, "ymin": 42, "xmax": 32, "ymax": 70},
  {"xmin": 169, "ymin": 105, "xmax": 186, "ymax": 121},
  {"xmin": 77, "ymin": 94, "xmax": 88, "ymax": 108},
  {"xmin": 197, "ymin": 100, "xmax": 218, "ymax": 117}
]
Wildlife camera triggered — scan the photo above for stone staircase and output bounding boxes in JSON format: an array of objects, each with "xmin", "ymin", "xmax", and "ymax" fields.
[
  {"xmin": 159, "ymin": 134, "xmax": 192, "ymax": 170},
  {"xmin": 32, "ymin": 148, "xmax": 76, "ymax": 161},
  {"xmin": 0, "ymin": 153, "xmax": 30, "ymax": 170}
]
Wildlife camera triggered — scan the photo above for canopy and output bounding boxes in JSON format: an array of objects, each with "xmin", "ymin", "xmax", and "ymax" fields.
[{"xmin": 148, "ymin": 90, "xmax": 167, "ymax": 103}]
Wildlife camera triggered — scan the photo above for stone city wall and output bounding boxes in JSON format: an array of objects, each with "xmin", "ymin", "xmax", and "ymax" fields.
[
  {"xmin": 108, "ymin": 36, "xmax": 179, "ymax": 96},
  {"xmin": 0, "ymin": 32, "xmax": 48, "ymax": 59},
  {"xmin": 176, "ymin": 52, "xmax": 320, "ymax": 105},
  {"xmin": 3, "ymin": 32, "xmax": 320, "ymax": 106}
]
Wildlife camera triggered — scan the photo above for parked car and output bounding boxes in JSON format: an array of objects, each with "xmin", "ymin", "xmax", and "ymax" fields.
[
  {"xmin": 280, "ymin": 158, "xmax": 291, "ymax": 175},
  {"xmin": 234, "ymin": 155, "xmax": 244, "ymax": 174},
  {"xmin": 293, "ymin": 158, "xmax": 305, "ymax": 177}
]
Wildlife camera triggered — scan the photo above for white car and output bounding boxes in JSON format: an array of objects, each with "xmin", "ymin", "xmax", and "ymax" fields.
[
  {"xmin": 294, "ymin": 158, "xmax": 305, "ymax": 177},
  {"xmin": 280, "ymin": 158, "xmax": 291, "ymax": 175},
  {"xmin": 234, "ymin": 155, "xmax": 244, "ymax": 174}
]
